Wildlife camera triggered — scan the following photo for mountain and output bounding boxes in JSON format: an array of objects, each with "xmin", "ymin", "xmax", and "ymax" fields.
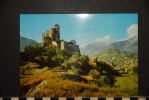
[
  {"xmin": 89, "ymin": 35, "xmax": 138, "ymax": 67},
  {"xmin": 110, "ymin": 35, "xmax": 138, "ymax": 52},
  {"xmin": 81, "ymin": 35, "xmax": 138, "ymax": 56},
  {"xmin": 20, "ymin": 36, "xmax": 38, "ymax": 50},
  {"xmin": 80, "ymin": 41, "xmax": 106, "ymax": 56}
]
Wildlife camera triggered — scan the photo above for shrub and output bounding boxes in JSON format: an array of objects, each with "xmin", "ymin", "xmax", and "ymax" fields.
[
  {"xmin": 131, "ymin": 63, "xmax": 138, "ymax": 73},
  {"xmin": 94, "ymin": 59, "xmax": 121, "ymax": 86},
  {"xmin": 35, "ymin": 56, "xmax": 55, "ymax": 67},
  {"xmin": 41, "ymin": 48, "xmax": 56, "ymax": 57},
  {"xmin": 67, "ymin": 69, "xmax": 76, "ymax": 74},
  {"xmin": 61, "ymin": 55, "xmax": 92, "ymax": 75},
  {"xmin": 89, "ymin": 69, "xmax": 101, "ymax": 79},
  {"xmin": 56, "ymin": 49, "xmax": 73, "ymax": 58},
  {"xmin": 132, "ymin": 66, "xmax": 138, "ymax": 73},
  {"xmin": 53, "ymin": 66, "xmax": 63, "ymax": 71},
  {"xmin": 79, "ymin": 55, "xmax": 89, "ymax": 61},
  {"xmin": 98, "ymin": 75, "xmax": 111, "ymax": 86},
  {"xmin": 70, "ymin": 65, "xmax": 82, "ymax": 74},
  {"xmin": 24, "ymin": 44, "xmax": 44, "ymax": 58},
  {"xmin": 52, "ymin": 54, "xmax": 65, "ymax": 65}
]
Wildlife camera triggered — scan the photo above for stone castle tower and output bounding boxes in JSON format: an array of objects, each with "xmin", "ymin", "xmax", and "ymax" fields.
[
  {"xmin": 41, "ymin": 24, "xmax": 80, "ymax": 54},
  {"xmin": 42, "ymin": 24, "xmax": 61, "ymax": 48},
  {"xmin": 45, "ymin": 24, "xmax": 60, "ymax": 42}
]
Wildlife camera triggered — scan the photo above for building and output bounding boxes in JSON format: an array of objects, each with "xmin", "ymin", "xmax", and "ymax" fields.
[{"xmin": 41, "ymin": 24, "xmax": 80, "ymax": 54}]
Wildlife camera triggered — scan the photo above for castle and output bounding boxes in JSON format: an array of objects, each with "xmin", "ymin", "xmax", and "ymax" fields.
[{"xmin": 41, "ymin": 24, "xmax": 80, "ymax": 54}]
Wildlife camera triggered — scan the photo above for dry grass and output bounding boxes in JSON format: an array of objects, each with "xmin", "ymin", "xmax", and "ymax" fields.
[
  {"xmin": 20, "ymin": 68, "xmax": 138, "ymax": 97},
  {"xmin": 20, "ymin": 68, "xmax": 100, "ymax": 96}
]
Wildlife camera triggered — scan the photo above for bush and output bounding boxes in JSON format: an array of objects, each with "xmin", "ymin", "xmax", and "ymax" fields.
[
  {"xmin": 89, "ymin": 69, "xmax": 101, "ymax": 79},
  {"xmin": 53, "ymin": 66, "xmax": 63, "ymax": 71},
  {"xmin": 24, "ymin": 44, "xmax": 44, "ymax": 58},
  {"xmin": 35, "ymin": 56, "xmax": 55, "ymax": 67},
  {"xmin": 79, "ymin": 55, "xmax": 89, "ymax": 61},
  {"xmin": 70, "ymin": 65, "xmax": 82, "ymax": 74},
  {"xmin": 52, "ymin": 54, "xmax": 65, "ymax": 65},
  {"xmin": 131, "ymin": 63, "xmax": 138, "ymax": 73},
  {"xmin": 61, "ymin": 55, "xmax": 92, "ymax": 75},
  {"xmin": 41, "ymin": 48, "xmax": 56, "ymax": 57},
  {"xmin": 56, "ymin": 49, "xmax": 73, "ymax": 58},
  {"xmin": 98, "ymin": 75, "xmax": 111, "ymax": 86},
  {"xmin": 67, "ymin": 69, "xmax": 76, "ymax": 74},
  {"xmin": 94, "ymin": 59, "xmax": 121, "ymax": 86},
  {"xmin": 132, "ymin": 66, "xmax": 138, "ymax": 73}
]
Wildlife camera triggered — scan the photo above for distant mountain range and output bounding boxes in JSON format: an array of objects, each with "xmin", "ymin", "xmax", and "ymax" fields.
[
  {"xmin": 80, "ymin": 35, "xmax": 138, "ymax": 56},
  {"xmin": 20, "ymin": 36, "xmax": 38, "ymax": 50},
  {"xmin": 110, "ymin": 35, "xmax": 138, "ymax": 52},
  {"xmin": 80, "ymin": 41, "xmax": 106, "ymax": 56}
]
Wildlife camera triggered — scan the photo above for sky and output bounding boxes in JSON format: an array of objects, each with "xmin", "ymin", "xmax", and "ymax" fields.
[{"xmin": 20, "ymin": 14, "xmax": 138, "ymax": 47}]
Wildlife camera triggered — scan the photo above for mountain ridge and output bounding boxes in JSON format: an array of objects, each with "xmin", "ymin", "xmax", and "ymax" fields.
[
  {"xmin": 80, "ymin": 35, "xmax": 138, "ymax": 56},
  {"xmin": 20, "ymin": 36, "xmax": 38, "ymax": 50}
]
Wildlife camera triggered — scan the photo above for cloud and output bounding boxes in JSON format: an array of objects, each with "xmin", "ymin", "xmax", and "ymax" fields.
[
  {"xmin": 115, "ymin": 24, "xmax": 138, "ymax": 42},
  {"xmin": 77, "ymin": 35, "xmax": 81, "ymax": 38},
  {"xmin": 127, "ymin": 24, "xmax": 138, "ymax": 38},
  {"xmin": 95, "ymin": 35, "xmax": 111, "ymax": 43}
]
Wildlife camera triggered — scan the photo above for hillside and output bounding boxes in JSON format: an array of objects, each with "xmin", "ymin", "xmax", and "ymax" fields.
[
  {"xmin": 20, "ymin": 36, "xmax": 38, "ymax": 50},
  {"xmin": 92, "ymin": 45, "xmax": 138, "ymax": 67},
  {"xmin": 81, "ymin": 35, "xmax": 138, "ymax": 56},
  {"xmin": 80, "ymin": 41, "xmax": 106, "ymax": 56},
  {"xmin": 110, "ymin": 35, "xmax": 138, "ymax": 52},
  {"xmin": 20, "ymin": 43, "xmax": 138, "ymax": 96}
]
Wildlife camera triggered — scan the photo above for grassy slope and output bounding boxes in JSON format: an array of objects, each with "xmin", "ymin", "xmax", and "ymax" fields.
[
  {"xmin": 20, "ymin": 67, "xmax": 138, "ymax": 97},
  {"xmin": 114, "ymin": 73, "xmax": 138, "ymax": 96}
]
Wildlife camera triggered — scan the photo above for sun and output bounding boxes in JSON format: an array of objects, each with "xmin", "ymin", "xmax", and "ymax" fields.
[{"xmin": 76, "ymin": 14, "xmax": 90, "ymax": 19}]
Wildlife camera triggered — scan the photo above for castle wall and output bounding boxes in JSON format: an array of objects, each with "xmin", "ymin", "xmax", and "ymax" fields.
[
  {"xmin": 41, "ymin": 33, "xmax": 45, "ymax": 43},
  {"xmin": 52, "ymin": 41, "xmax": 58, "ymax": 47},
  {"xmin": 61, "ymin": 41, "xmax": 65, "ymax": 50}
]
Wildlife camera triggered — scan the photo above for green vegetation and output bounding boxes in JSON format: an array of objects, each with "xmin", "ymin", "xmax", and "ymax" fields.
[
  {"xmin": 20, "ymin": 43, "xmax": 138, "ymax": 96},
  {"xmin": 115, "ymin": 73, "xmax": 138, "ymax": 96},
  {"xmin": 92, "ymin": 45, "xmax": 138, "ymax": 69},
  {"xmin": 99, "ymin": 75, "xmax": 111, "ymax": 86}
]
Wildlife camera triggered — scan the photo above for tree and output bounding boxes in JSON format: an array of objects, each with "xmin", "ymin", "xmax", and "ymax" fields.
[
  {"xmin": 24, "ymin": 44, "xmax": 44, "ymax": 59},
  {"xmin": 79, "ymin": 55, "xmax": 91, "ymax": 75},
  {"xmin": 94, "ymin": 57, "xmax": 121, "ymax": 87},
  {"xmin": 52, "ymin": 54, "xmax": 65, "ymax": 65},
  {"xmin": 98, "ymin": 75, "xmax": 111, "ymax": 86},
  {"xmin": 70, "ymin": 40, "xmax": 76, "ymax": 45},
  {"xmin": 89, "ymin": 69, "xmax": 101, "ymax": 79}
]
